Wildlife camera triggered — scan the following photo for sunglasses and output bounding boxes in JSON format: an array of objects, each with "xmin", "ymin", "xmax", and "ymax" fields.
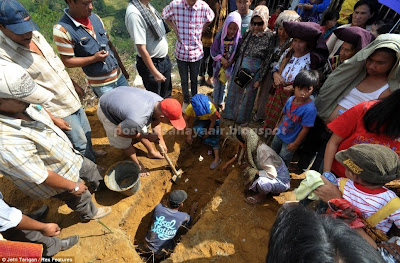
[{"xmin": 251, "ymin": 21, "xmax": 264, "ymax": 26}]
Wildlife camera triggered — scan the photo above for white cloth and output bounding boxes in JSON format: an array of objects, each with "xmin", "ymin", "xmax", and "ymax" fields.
[
  {"xmin": 338, "ymin": 83, "xmax": 389, "ymax": 110},
  {"xmin": 97, "ymin": 104, "xmax": 133, "ymax": 149},
  {"xmin": 280, "ymin": 52, "xmax": 311, "ymax": 83},
  {"xmin": 0, "ymin": 192, "xmax": 22, "ymax": 232}
]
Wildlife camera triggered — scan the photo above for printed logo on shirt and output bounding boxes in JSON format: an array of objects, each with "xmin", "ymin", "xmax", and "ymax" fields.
[{"xmin": 151, "ymin": 216, "xmax": 177, "ymax": 240}]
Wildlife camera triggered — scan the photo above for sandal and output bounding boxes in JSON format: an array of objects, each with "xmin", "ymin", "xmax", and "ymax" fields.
[
  {"xmin": 210, "ymin": 159, "xmax": 222, "ymax": 170},
  {"xmin": 245, "ymin": 195, "xmax": 267, "ymax": 205}
]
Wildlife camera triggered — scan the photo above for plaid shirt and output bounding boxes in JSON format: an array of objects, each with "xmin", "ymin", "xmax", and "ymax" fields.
[
  {"xmin": 0, "ymin": 31, "xmax": 81, "ymax": 119},
  {"xmin": 163, "ymin": 0, "xmax": 214, "ymax": 62},
  {"xmin": 0, "ymin": 105, "xmax": 83, "ymax": 199}
]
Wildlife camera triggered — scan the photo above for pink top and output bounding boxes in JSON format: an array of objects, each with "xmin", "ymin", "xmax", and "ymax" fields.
[{"xmin": 163, "ymin": 0, "xmax": 214, "ymax": 62}]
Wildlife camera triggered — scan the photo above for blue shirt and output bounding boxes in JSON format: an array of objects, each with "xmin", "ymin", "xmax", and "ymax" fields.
[
  {"xmin": 145, "ymin": 204, "xmax": 191, "ymax": 253},
  {"xmin": 278, "ymin": 96, "xmax": 317, "ymax": 144}
]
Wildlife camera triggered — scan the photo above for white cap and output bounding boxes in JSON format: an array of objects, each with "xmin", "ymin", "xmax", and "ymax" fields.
[{"xmin": 0, "ymin": 59, "xmax": 54, "ymax": 104}]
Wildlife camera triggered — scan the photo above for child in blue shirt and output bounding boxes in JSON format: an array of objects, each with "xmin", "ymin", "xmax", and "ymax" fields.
[{"xmin": 271, "ymin": 70, "xmax": 318, "ymax": 166}]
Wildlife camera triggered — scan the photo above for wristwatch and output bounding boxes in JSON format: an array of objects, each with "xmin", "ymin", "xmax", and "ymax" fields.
[{"xmin": 70, "ymin": 182, "xmax": 79, "ymax": 193}]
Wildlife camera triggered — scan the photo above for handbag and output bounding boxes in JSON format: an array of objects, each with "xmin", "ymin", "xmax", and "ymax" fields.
[
  {"xmin": 234, "ymin": 68, "xmax": 253, "ymax": 88},
  {"xmin": 233, "ymin": 33, "xmax": 256, "ymax": 89}
]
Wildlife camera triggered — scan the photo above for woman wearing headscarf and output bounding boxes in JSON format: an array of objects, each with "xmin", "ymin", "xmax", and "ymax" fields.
[
  {"xmin": 316, "ymin": 33, "xmax": 400, "ymax": 123},
  {"xmin": 253, "ymin": 10, "xmax": 301, "ymax": 121},
  {"xmin": 238, "ymin": 128, "xmax": 290, "ymax": 204},
  {"xmin": 223, "ymin": 5, "xmax": 275, "ymax": 126},
  {"xmin": 263, "ymin": 21, "xmax": 328, "ymax": 132},
  {"xmin": 323, "ymin": 26, "xmax": 375, "ymax": 78}
]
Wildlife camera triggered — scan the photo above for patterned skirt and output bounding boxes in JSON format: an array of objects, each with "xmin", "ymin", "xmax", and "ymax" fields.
[
  {"xmin": 223, "ymin": 57, "xmax": 262, "ymax": 124},
  {"xmin": 264, "ymin": 86, "xmax": 292, "ymax": 130}
]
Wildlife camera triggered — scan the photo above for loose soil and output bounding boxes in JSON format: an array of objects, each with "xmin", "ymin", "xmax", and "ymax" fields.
[{"xmin": 2, "ymin": 88, "xmax": 400, "ymax": 263}]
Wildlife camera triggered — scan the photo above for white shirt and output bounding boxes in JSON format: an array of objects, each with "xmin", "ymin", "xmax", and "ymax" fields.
[{"xmin": 126, "ymin": 3, "xmax": 168, "ymax": 58}]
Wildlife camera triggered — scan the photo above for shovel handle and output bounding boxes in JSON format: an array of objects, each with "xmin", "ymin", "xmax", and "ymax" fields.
[{"xmin": 158, "ymin": 144, "xmax": 179, "ymax": 175}]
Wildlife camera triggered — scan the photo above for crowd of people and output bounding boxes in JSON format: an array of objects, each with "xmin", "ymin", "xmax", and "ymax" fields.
[{"xmin": 0, "ymin": 0, "xmax": 400, "ymax": 261}]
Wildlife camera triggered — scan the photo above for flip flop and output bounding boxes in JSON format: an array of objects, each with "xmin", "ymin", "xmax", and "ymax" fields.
[{"xmin": 210, "ymin": 159, "xmax": 222, "ymax": 170}]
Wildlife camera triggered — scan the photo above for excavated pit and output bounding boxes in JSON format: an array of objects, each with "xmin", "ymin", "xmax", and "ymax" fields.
[{"xmin": 0, "ymin": 90, "xmax": 315, "ymax": 263}]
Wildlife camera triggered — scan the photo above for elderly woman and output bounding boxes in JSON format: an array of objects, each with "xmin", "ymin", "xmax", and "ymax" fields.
[
  {"xmin": 253, "ymin": 10, "xmax": 301, "ymax": 121},
  {"xmin": 263, "ymin": 21, "xmax": 328, "ymax": 132},
  {"xmin": 223, "ymin": 5, "xmax": 275, "ymax": 126},
  {"xmin": 327, "ymin": 0, "xmax": 378, "ymax": 58},
  {"xmin": 324, "ymin": 26, "xmax": 375, "ymax": 76}
]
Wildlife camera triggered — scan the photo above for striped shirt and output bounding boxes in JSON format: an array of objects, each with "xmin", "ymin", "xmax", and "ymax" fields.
[
  {"xmin": 338, "ymin": 178, "xmax": 400, "ymax": 233},
  {"xmin": 53, "ymin": 9, "xmax": 121, "ymax": 87},
  {"xmin": 163, "ymin": 0, "xmax": 214, "ymax": 62},
  {"xmin": 0, "ymin": 31, "xmax": 81, "ymax": 119},
  {"xmin": 0, "ymin": 105, "xmax": 83, "ymax": 199},
  {"xmin": 0, "ymin": 192, "xmax": 22, "ymax": 232}
]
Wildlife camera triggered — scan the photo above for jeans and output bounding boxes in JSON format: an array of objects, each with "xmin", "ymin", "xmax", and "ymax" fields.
[
  {"xmin": 271, "ymin": 135, "xmax": 295, "ymax": 166},
  {"xmin": 136, "ymin": 55, "xmax": 172, "ymax": 98},
  {"xmin": 213, "ymin": 78, "xmax": 228, "ymax": 106},
  {"xmin": 63, "ymin": 107, "xmax": 95, "ymax": 162},
  {"xmin": 2, "ymin": 228, "xmax": 62, "ymax": 257},
  {"xmin": 90, "ymin": 73, "xmax": 129, "ymax": 98},
  {"xmin": 177, "ymin": 59, "xmax": 201, "ymax": 103},
  {"xmin": 53, "ymin": 157, "xmax": 102, "ymax": 221},
  {"xmin": 199, "ymin": 47, "xmax": 213, "ymax": 77},
  {"xmin": 193, "ymin": 119, "xmax": 220, "ymax": 150}
]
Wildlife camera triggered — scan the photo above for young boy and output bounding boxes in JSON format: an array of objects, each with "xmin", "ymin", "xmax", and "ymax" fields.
[
  {"xmin": 235, "ymin": 0, "xmax": 253, "ymax": 36},
  {"xmin": 144, "ymin": 190, "xmax": 197, "ymax": 256},
  {"xmin": 185, "ymin": 94, "xmax": 221, "ymax": 169},
  {"xmin": 163, "ymin": 0, "xmax": 214, "ymax": 111},
  {"xmin": 271, "ymin": 70, "xmax": 318, "ymax": 166},
  {"xmin": 334, "ymin": 144, "xmax": 400, "ymax": 235}
]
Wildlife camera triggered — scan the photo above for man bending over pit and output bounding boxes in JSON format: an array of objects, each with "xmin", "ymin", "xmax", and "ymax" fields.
[{"xmin": 97, "ymin": 86, "xmax": 186, "ymax": 177}]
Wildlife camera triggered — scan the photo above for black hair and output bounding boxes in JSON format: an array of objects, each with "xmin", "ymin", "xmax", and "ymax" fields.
[
  {"xmin": 64, "ymin": 0, "xmax": 76, "ymax": 4},
  {"xmin": 321, "ymin": 10, "xmax": 339, "ymax": 26},
  {"xmin": 276, "ymin": 5, "xmax": 285, "ymax": 12},
  {"xmin": 349, "ymin": 0, "xmax": 379, "ymax": 26},
  {"xmin": 169, "ymin": 201, "xmax": 181, "ymax": 209},
  {"xmin": 374, "ymin": 19, "xmax": 396, "ymax": 35},
  {"xmin": 266, "ymin": 205, "xmax": 385, "ymax": 263},
  {"xmin": 293, "ymin": 70, "xmax": 319, "ymax": 90},
  {"xmin": 363, "ymin": 89, "xmax": 400, "ymax": 139}
]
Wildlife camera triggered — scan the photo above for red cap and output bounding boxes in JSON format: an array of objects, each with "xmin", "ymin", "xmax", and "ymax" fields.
[{"xmin": 160, "ymin": 98, "xmax": 186, "ymax": 130}]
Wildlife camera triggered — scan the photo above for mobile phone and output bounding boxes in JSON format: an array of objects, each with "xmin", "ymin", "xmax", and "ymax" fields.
[{"xmin": 100, "ymin": 44, "xmax": 106, "ymax": 52}]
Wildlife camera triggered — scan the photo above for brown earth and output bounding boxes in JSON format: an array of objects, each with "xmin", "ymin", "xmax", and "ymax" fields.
[{"xmin": 3, "ymin": 88, "xmax": 400, "ymax": 263}]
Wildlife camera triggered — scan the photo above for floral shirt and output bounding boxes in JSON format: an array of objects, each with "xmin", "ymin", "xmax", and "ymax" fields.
[
  {"xmin": 273, "ymin": 48, "xmax": 311, "ymax": 83},
  {"xmin": 234, "ymin": 30, "xmax": 275, "ymax": 81}
]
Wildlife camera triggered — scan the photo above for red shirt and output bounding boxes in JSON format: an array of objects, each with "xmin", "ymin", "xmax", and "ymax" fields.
[
  {"xmin": 268, "ymin": 13, "xmax": 278, "ymax": 30},
  {"xmin": 328, "ymin": 101, "xmax": 400, "ymax": 177},
  {"xmin": 73, "ymin": 17, "xmax": 93, "ymax": 31}
]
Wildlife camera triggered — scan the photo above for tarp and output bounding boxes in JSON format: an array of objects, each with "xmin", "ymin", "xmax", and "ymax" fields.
[{"xmin": 378, "ymin": 0, "xmax": 400, "ymax": 15}]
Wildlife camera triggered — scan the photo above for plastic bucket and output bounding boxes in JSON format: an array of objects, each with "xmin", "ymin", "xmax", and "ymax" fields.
[{"xmin": 104, "ymin": 161, "xmax": 141, "ymax": 196}]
